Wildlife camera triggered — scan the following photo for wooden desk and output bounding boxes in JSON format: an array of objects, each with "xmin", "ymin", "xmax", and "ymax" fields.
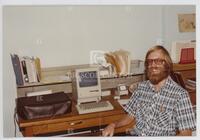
[
  {"xmin": 16, "ymin": 66, "xmax": 143, "ymax": 136},
  {"xmin": 17, "ymin": 92, "xmax": 134, "ymax": 137},
  {"xmin": 17, "ymin": 63, "xmax": 196, "ymax": 136}
]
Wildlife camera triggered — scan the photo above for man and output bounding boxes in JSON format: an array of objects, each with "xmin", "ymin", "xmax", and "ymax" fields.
[{"xmin": 102, "ymin": 45, "xmax": 196, "ymax": 136}]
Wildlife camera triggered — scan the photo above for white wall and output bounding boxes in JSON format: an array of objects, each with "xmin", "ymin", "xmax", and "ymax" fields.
[
  {"xmin": 3, "ymin": 5, "xmax": 195, "ymax": 137},
  {"xmin": 4, "ymin": 6, "xmax": 163, "ymax": 67}
]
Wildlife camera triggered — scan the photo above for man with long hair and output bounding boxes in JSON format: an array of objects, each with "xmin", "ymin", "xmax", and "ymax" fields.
[{"xmin": 102, "ymin": 45, "xmax": 196, "ymax": 136}]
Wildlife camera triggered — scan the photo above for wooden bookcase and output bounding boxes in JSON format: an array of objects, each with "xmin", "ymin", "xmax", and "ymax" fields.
[{"xmin": 173, "ymin": 63, "xmax": 196, "ymax": 105}]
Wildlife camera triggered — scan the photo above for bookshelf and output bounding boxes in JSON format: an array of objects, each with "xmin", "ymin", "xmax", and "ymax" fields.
[{"xmin": 17, "ymin": 62, "xmax": 144, "ymax": 97}]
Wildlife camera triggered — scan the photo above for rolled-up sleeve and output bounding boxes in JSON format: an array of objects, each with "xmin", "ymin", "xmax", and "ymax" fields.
[
  {"xmin": 176, "ymin": 91, "xmax": 196, "ymax": 131},
  {"xmin": 123, "ymin": 87, "xmax": 141, "ymax": 117}
]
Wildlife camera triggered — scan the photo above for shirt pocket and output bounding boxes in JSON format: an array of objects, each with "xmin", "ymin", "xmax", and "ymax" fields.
[
  {"xmin": 156, "ymin": 109, "xmax": 172, "ymax": 128},
  {"xmin": 136, "ymin": 102, "xmax": 153, "ymax": 120}
]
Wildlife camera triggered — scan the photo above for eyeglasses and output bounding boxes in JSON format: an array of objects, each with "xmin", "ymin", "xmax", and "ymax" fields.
[{"xmin": 145, "ymin": 59, "xmax": 165, "ymax": 66}]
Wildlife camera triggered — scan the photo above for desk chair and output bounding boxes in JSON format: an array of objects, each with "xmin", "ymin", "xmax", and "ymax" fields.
[{"xmin": 170, "ymin": 71, "xmax": 186, "ymax": 89}]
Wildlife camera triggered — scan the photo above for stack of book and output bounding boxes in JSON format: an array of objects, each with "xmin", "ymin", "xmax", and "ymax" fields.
[
  {"xmin": 185, "ymin": 78, "xmax": 196, "ymax": 91},
  {"xmin": 10, "ymin": 54, "xmax": 41, "ymax": 86}
]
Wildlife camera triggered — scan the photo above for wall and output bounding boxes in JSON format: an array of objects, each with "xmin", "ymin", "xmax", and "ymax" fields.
[
  {"xmin": 163, "ymin": 5, "xmax": 196, "ymax": 51},
  {"xmin": 3, "ymin": 5, "xmax": 195, "ymax": 137},
  {"xmin": 4, "ymin": 5, "xmax": 163, "ymax": 67}
]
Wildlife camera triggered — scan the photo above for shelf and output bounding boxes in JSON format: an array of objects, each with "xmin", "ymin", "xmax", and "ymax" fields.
[{"xmin": 173, "ymin": 63, "xmax": 196, "ymax": 71}]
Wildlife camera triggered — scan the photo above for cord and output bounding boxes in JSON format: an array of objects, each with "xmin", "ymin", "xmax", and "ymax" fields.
[{"xmin": 14, "ymin": 107, "xmax": 18, "ymax": 137}]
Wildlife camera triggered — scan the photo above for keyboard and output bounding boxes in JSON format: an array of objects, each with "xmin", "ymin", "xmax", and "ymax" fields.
[
  {"xmin": 117, "ymin": 99, "xmax": 130, "ymax": 106},
  {"xmin": 76, "ymin": 101, "xmax": 114, "ymax": 114}
]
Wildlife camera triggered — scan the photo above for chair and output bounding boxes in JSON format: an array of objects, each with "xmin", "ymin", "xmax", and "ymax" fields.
[{"xmin": 170, "ymin": 71, "xmax": 186, "ymax": 89}]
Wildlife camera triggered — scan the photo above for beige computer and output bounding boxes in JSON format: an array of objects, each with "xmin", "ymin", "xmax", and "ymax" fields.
[
  {"xmin": 72, "ymin": 66, "xmax": 102, "ymax": 105},
  {"xmin": 72, "ymin": 66, "xmax": 113, "ymax": 114}
]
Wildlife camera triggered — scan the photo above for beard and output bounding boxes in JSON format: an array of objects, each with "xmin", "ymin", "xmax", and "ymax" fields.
[{"xmin": 146, "ymin": 64, "xmax": 169, "ymax": 85}]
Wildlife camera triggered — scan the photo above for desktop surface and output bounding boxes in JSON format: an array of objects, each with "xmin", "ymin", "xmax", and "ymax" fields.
[{"xmin": 17, "ymin": 92, "xmax": 132, "ymax": 136}]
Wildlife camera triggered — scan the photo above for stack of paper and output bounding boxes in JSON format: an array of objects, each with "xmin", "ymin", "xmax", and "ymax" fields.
[{"xmin": 105, "ymin": 49, "xmax": 131, "ymax": 76}]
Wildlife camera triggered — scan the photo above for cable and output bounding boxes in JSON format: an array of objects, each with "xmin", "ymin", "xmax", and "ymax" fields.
[{"xmin": 14, "ymin": 107, "xmax": 18, "ymax": 137}]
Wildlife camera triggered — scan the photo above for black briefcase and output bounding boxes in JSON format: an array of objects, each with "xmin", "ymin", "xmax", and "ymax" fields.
[{"xmin": 16, "ymin": 92, "xmax": 72, "ymax": 120}]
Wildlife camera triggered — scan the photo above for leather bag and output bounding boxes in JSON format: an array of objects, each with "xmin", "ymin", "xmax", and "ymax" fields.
[{"xmin": 16, "ymin": 92, "xmax": 72, "ymax": 120}]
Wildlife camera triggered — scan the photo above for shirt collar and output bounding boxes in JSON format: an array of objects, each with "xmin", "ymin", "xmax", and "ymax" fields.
[{"xmin": 147, "ymin": 76, "xmax": 172, "ymax": 92}]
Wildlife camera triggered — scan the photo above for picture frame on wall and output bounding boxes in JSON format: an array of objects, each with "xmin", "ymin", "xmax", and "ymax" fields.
[{"xmin": 178, "ymin": 13, "xmax": 195, "ymax": 32}]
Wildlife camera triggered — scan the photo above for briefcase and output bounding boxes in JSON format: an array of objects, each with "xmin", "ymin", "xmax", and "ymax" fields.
[{"xmin": 16, "ymin": 92, "xmax": 72, "ymax": 120}]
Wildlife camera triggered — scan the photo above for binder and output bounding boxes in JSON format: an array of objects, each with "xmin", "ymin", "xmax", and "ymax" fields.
[
  {"xmin": 10, "ymin": 54, "xmax": 24, "ymax": 85},
  {"xmin": 34, "ymin": 57, "xmax": 42, "ymax": 82},
  {"xmin": 25, "ymin": 57, "xmax": 38, "ymax": 83},
  {"xmin": 171, "ymin": 41, "xmax": 196, "ymax": 63},
  {"xmin": 20, "ymin": 57, "xmax": 29, "ymax": 83},
  {"xmin": 179, "ymin": 48, "xmax": 195, "ymax": 64}
]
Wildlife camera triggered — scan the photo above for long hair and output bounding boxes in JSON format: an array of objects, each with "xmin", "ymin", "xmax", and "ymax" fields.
[{"xmin": 144, "ymin": 45, "xmax": 173, "ymax": 78}]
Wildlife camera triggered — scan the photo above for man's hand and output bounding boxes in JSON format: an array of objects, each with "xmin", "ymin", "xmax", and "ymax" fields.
[
  {"xmin": 102, "ymin": 123, "xmax": 116, "ymax": 136},
  {"xmin": 102, "ymin": 115, "xmax": 135, "ymax": 136}
]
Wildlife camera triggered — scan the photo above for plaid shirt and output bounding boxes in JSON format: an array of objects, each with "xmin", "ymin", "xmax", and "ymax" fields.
[{"xmin": 124, "ymin": 76, "xmax": 196, "ymax": 136}]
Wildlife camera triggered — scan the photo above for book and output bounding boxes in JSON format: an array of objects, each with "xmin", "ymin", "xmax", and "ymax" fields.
[
  {"xmin": 185, "ymin": 84, "xmax": 196, "ymax": 91},
  {"xmin": 25, "ymin": 57, "xmax": 38, "ymax": 83},
  {"xmin": 185, "ymin": 79, "xmax": 196, "ymax": 88},
  {"xmin": 10, "ymin": 54, "xmax": 24, "ymax": 85},
  {"xmin": 11, "ymin": 54, "xmax": 42, "ymax": 85},
  {"xmin": 20, "ymin": 57, "xmax": 29, "ymax": 83},
  {"xmin": 34, "ymin": 57, "xmax": 42, "ymax": 82},
  {"xmin": 185, "ymin": 78, "xmax": 196, "ymax": 91},
  {"xmin": 187, "ymin": 78, "xmax": 196, "ymax": 83},
  {"xmin": 179, "ymin": 48, "xmax": 195, "ymax": 64}
]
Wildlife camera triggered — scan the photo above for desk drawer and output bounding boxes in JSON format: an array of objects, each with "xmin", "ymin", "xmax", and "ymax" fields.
[
  {"xmin": 32, "ymin": 117, "xmax": 102, "ymax": 135},
  {"xmin": 101, "ymin": 114, "xmax": 126, "ymax": 125},
  {"xmin": 31, "ymin": 114, "xmax": 129, "ymax": 136},
  {"xmin": 32, "ymin": 125, "xmax": 48, "ymax": 135}
]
